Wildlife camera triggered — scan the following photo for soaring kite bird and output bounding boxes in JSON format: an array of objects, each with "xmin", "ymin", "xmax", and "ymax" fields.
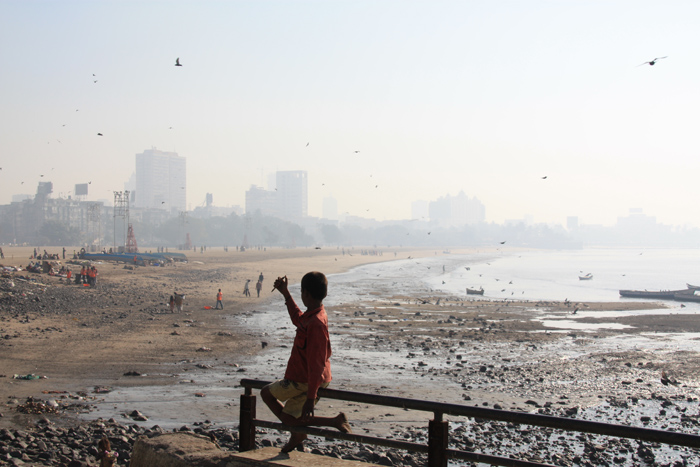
[{"xmin": 639, "ymin": 56, "xmax": 667, "ymax": 66}]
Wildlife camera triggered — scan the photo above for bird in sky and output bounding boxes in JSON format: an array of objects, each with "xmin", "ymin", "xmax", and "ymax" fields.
[
  {"xmin": 639, "ymin": 56, "xmax": 667, "ymax": 66},
  {"xmin": 500, "ymin": 241, "xmax": 506, "ymax": 244},
  {"xmin": 175, "ymin": 57, "xmax": 182, "ymax": 66},
  {"xmin": 97, "ymin": 133, "xmax": 103, "ymax": 136},
  {"xmin": 306, "ymin": 142, "xmax": 310, "ymax": 147},
  {"xmin": 354, "ymin": 150, "xmax": 360, "ymax": 153},
  {"xmin": 542, "ymin": 176, "xmax": 547, "ymax": 179}
]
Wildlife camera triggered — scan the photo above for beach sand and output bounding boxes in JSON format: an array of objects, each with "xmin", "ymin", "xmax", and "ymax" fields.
[
  {"xmin": 0, "ymin": 245, "xmax": 470, "ymax": 429},
  {"xmin": 3, "ymin": 245, "xmax": 700, "ymax": 465}
]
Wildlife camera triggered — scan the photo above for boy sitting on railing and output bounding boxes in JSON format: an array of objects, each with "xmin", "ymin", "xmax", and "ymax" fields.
[{"xmin": 261, "ymin": 272, "xmax": 351, "ymax": 453}]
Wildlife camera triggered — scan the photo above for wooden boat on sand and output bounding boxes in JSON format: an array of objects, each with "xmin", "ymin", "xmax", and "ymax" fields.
[{"xmin": 579, "ymin": 273, "xmax": 593, "ymax": 280}]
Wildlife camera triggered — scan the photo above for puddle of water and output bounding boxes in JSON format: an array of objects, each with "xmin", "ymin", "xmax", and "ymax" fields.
[{"xmin": 537, "ymin": 319, "xmax": 634, "ymax": 330}]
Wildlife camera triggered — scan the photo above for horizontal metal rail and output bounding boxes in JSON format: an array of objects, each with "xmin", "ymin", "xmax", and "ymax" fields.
[
  {"xmin": 254, "ymin": 419, "xmax": 558, "ymax": 467},
  {"xmin": 240, "ymin": 378, "xmax": 700, "ymax": 466}
]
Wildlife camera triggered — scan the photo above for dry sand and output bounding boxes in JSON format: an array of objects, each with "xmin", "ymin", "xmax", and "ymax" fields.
[{"xmin": 0, "ymin": 245, "xmax": 465, "ymax": 429}]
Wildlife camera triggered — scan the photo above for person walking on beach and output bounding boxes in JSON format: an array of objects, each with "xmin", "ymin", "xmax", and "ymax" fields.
[
  {"xmin": 169, "ymin": 295, "xmax": 175, "ymax": 313},
  {"xmin": 258, "ymin": 272, "xmax": 264, "ymax": 284},
  {"xmin": 261, "ymin": 272, "xmax": 351, "ymax": 453},
  {"xmin": 255, "ymin": 280, "xmax": 262, "ymax": 297},
  {"xmin": 243, "ymin": 279, "xmax": 251, "ymax": 297},
  {"xmin": 215, "ymin": 289, "xmax": 223, "ymax": 309}
]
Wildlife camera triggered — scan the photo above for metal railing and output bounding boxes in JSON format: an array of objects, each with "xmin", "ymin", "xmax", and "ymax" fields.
[{"xmin": 239, "ymin": 378, "xmax": 700, "ymax": 467}]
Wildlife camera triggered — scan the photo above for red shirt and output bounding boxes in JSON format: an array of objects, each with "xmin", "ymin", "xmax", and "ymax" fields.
[{"xmin": 283, "ymin": 299, "xmax": 332, "ymax": 400}]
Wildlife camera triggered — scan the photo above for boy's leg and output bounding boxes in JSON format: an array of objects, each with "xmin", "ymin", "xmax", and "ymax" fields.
[{"xmin": 261, "ymin": 381, "xmax": 351, "ymax": 453}]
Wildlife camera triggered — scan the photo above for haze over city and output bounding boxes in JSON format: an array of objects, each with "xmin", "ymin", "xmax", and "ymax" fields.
[{"xmin": 2, "ymin": 1, "xmax": 700, "ymax": 228}]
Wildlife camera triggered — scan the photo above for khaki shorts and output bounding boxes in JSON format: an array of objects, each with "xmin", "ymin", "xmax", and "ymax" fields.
[{"xmin": 267, "ymin": 379, "xmax": 329, "ymax": 419}]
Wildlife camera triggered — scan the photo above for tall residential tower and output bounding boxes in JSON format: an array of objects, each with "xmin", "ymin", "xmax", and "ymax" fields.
[{"xmin": 134, "ymin": 148, "xmax": 186, "ymax": 212}]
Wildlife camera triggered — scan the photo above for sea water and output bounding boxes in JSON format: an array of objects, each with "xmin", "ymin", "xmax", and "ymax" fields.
[{"xmin": 326, "ymin": 248, "xmax": 700, "ymax": 310}]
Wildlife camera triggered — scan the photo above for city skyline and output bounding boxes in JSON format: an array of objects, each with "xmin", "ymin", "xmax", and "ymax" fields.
[{"xmin": 2, "ymin": 2, "xmax": 700, "ymax": 228}]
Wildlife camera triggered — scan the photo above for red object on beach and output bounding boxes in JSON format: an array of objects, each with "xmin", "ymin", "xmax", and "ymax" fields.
[
  {"xmin": 203, "ymin": 306, "xmax": 212, "ymax": 310},
  {"xmin": 83, "ymin": 284, "xmax": 90, "ymax": 287}
]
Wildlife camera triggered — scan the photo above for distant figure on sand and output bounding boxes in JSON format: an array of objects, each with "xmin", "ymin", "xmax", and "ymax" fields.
[
  {"xmin": 243, "ymin": 279, "xmax": 251, "ymax": 297},
  {"xmin": 215, "ymin": 289, "xmax": 223, "ymax": 309},
  {"xmin": 169, "ymin": 295, "xmax": 175, "ymax": 313},
  {"xmin": 173, "ymin": 293, "xmax": 185, "ymax": 312},
  {"xmin": 256, "ymin": 280, "xmax": 262, "ymax": 297},
  {"xmin": 261, "ymin": 272, "xmax": 351, "ymax": 453},
  {"xmin": 259, "ymin": 272, "xmax": 264, "ymax": 284}
]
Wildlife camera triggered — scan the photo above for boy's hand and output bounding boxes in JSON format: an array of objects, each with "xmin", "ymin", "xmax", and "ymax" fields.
[
  {"xmin": 300, "ymin": 399, "xmax": 315, "ymax": 421},
  {"xmin": 273, "ymin": 275, "xmax": 289, "ymax": 295}
]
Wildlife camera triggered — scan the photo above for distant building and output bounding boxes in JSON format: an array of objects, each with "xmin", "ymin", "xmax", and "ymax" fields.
[
  {"xmin": 276, "ymin": 171, "xmax": 307, "ymax": 221},
  {"xmin": 429, "ymin": 191, "xmax": 485, "ymax": 227},
  {"xmin": 245, "ymin": 170, "xmax": 308, "ymax": 221},
  {"xmin": 134, "ymin": 148, "xmax": 186, "ymax": 212},
  {"xmin": 245, "ymin": 185, "xmax": 277, "ymax": 216}
]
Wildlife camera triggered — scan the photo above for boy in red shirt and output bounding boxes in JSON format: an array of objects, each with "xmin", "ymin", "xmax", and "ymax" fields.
[{"xmin": 261, "ymin": 272, "xmax": 351, "ymax": 453}]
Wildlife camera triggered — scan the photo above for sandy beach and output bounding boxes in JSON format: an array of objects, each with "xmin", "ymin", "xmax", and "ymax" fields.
[
  {"xmin": 3, "ymin": 246, "xmax": 700, "ymax": 466},
  {"xmin": 0, "ymin": 245, "xmax": 459, "ymax": 430}
]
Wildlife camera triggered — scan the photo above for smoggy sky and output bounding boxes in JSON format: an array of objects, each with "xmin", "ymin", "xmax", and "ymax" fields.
[{"xmin": 1, "ymin": 1, "xmax": 699, "ymax": 227}]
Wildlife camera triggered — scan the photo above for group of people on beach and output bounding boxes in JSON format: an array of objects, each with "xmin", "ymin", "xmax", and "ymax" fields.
[{"xmin": 242, "ymin": 272, "xmax": 264, "ymax": 297}]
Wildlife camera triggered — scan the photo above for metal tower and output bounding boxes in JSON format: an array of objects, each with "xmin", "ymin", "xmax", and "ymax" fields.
[
  {"xmin": 113, "ymin": 191, "xmax": 130, "ymax": 251},
  {"xmin": 126, "ymin": 224, "xmax": 138, "ymax": 253}
]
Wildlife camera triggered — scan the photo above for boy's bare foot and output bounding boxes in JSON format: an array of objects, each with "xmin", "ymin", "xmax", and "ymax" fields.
[
  {"xmin": 281, "ymin": 432, "xmax": 307, "ymax": 453},
  {"xmin": 335, "ymin": 412, "xmax": 352, "ymax": 433}
]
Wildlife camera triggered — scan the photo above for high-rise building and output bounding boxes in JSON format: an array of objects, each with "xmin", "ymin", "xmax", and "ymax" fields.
[
  {"xmin": 245, "ymin": 185, "xmax": 277, "ymax": 216},
  {"xmin": 429, "ymin": 191, "xmax": 485, "ymax": 227},
  {"xmin": 276, "ymin": 171, "xmax": 307, "ymax": 220},
  {"xmin": 134, "ymin": 148, "xmax": 186, "ymax": 211}
]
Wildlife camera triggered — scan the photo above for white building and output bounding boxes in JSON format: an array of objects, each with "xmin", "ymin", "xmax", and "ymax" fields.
[
  {"xmin": 276, "ymin": 171, "xmax": 307, "ymax": 221},
  {"xmin": 134, "ymin": 148, "xmax": 186, "ymax": 212}
]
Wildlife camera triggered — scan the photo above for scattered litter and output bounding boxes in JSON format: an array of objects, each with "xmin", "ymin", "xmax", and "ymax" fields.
[
  {"xmin": 196, "ymin": 347, "xmax": 212, "ymax": 352},
  {"xmin": 123, "ymin": 371, "xmax": 141, "ymax": 376},
  {"xmin": 13, "ymin": 374, "xmax": 46, "ymax": 380}
]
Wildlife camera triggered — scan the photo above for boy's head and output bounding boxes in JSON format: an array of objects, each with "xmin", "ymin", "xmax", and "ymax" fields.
[{"xmin": 301, "ymin": 271, "xmax": 327, "ymax": 301}]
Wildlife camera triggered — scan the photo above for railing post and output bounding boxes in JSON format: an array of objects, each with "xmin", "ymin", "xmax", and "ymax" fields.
[
  {"xmin": 240, "ymin": 388, "xmax": 257, "ymax": 451},
  {"xmin": 428, "ymin": 412, "xmax": 448, "ymax": 467}
]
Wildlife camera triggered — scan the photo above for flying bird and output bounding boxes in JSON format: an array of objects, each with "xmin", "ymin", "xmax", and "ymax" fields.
[
  {"xmin": 500, "ymin": 241, "xmax": 506, "ymax": 244},
  {"xmin": 175, "ymin": 57, "xmax": 182, "ymax": 66},
  {"xmin": 97, "ymin": 133, "xmax": 103, "ymax": 136},
  {"xmin": 306, "ymin": 142, "xmax": 310, "ymax": 147},
  {"xmin": 639, "ymin": 56, "xmax": 667, "ymax": 66},
  {"xmin": 541, "ymin": 176, "xmax": 547, "ymax": 179}
]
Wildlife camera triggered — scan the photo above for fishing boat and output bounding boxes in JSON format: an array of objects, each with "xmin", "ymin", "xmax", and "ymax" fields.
[
  {"xmin": 619, "ymin": 289, "xmax": 677, "ymax": 299},
  {"xmin": 466, "ymin": 288, "xmax": 484, "ymax": 295},
  {"xmin": 579, "ymin": 273, "xmax": 593, "ymax": 280}
]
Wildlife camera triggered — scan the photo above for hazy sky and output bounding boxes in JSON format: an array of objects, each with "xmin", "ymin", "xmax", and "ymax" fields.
[{"xmin": 2, "ymin": 1, "xmax": 699, "ymax": 227}]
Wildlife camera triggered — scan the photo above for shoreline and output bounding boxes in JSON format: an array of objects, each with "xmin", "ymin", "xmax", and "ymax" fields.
[{"xmin": 3, "ymin": 246, "xmax": 700, "ymax": 465}]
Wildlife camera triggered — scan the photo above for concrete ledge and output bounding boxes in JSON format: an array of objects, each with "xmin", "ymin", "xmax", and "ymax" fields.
[{"xmin": 130, "ymin": 433, "xmax": 382, "ymax": 467}]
